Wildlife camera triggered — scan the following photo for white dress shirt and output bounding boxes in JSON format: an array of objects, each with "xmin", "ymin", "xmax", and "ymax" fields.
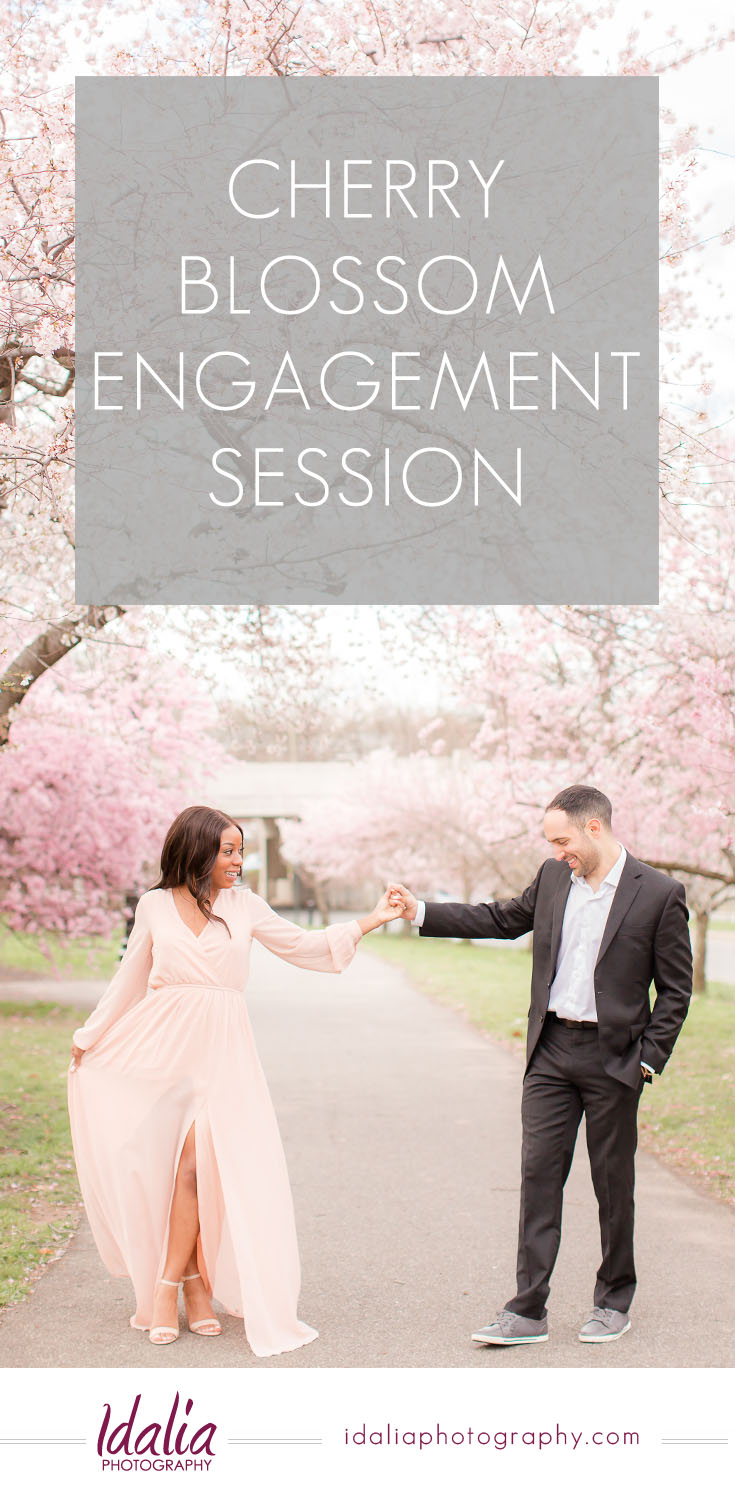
[{"xmin": 548, "ymin": 845, "xmax": 626, "ymax": 1021}]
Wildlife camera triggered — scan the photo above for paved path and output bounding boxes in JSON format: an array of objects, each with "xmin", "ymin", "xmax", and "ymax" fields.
[
  {"xmin": 0, "ymin": 943, "xmax": 733, "ymax": 1367},
  {"xmin": 0, "ymin": 977, "xmax": 105, "ymax": 1004},
  {"xmin": 706, "ymin": 929, "xmax": 735, "ymax": 983}
]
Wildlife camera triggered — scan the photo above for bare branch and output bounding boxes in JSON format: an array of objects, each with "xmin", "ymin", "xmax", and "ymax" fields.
[
  {"xmin": 0, "ymin": 607, "xmax": 127, "ymax": 746},
  {"xmin": 644, "ymin": 857, "xmax": 735, "ymax": 887}
]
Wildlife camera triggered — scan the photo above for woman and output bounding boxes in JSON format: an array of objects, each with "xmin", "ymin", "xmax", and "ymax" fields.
[{"xmin": 68, "ymin": 805, "xmax": 403, "ymax": 1356}]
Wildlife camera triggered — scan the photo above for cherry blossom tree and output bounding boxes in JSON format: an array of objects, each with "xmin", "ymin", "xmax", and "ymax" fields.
[
  {"xmin": 2, "ymin": 2, "xmax": 733, "ymax": 987},
  {"xmin": 0, "ymin": 650, "xmax": 231, "ymax": 936},
  {"xmin": 2, "ymin": 0, "xmax": 732, "ymax": 731},
  {"xmin": 278, "ymin": 746, "xmax": 540, "ymax": 914},
  {"xmin": 0, "ymin": 5, "xmax": 322, "ymax": 741}
]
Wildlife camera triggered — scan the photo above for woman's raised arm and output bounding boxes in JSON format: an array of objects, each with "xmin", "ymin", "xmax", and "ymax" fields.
[{"xmin": 245, "ymin": 887, "xmax": 404, "ymax": 973}]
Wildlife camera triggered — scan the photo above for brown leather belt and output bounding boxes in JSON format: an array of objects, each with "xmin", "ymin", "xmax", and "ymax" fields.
[{"xmin": 547, "ymin": 1012, "xmax": 598, "ymax": 1030}]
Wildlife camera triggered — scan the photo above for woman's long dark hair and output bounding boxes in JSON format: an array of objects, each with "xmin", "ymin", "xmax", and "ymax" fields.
[{"xmin": 151, "ymin": 806, "xmax": 243, "ymax": 934}]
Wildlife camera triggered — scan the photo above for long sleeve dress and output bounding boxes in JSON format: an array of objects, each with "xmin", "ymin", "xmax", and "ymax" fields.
[{"xmin": 67, "ymin": 885, "xmax": 362, "ymax": 1357}]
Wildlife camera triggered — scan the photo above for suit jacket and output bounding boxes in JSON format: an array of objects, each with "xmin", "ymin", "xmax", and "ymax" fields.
[{"xmin": 420, "ymin": 853, "xmax": 692, "ymax": 1088}]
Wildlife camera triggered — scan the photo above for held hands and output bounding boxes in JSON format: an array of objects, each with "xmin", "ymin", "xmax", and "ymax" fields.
[
  {"xmin": 69, "ymin": 1044, "xmax": 84, "ymax": 1072},
  {"xmin": 359, "ymin": 885, "xmax": 414, "ymax": 934},
  {"xmin": 386, "ymin": 883, "xmax": 418, "ymax": 923}
]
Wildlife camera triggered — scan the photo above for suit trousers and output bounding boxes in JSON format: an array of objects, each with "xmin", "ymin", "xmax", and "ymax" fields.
[{"xmin": 505, "ymin": 1014, "xmax": 645, "ymax": 1320}]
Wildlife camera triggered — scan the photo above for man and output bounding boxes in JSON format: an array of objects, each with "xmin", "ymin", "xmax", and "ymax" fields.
[{"xmin": 390, "ymin": 785, "xmax": 692, "ymax": 1346}]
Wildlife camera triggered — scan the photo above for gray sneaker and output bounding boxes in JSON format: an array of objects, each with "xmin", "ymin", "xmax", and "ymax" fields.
[
  {"xmin": 472, "ymin": 1310, "xmax": 549, "ymax": 1345},
  {"xmin": 578, "ymin": 1307, "xmax": 631, "ymax": 1343}
]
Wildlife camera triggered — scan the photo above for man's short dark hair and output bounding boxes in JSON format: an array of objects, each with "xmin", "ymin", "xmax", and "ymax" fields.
[{"xmin": 545, "ymin": 785, "xmax": 613, "ymax": 829}]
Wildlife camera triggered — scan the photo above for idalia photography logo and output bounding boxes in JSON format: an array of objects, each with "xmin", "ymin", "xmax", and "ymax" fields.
[{"xmin": 97, "ymin": 1391, "xmax": 216, "ymax": 1472}]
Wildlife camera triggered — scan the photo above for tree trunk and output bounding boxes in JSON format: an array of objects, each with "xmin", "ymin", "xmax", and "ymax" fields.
[
  {"xmin": 692, "ymin": 907, "xmax": 708, "ymax": 994},
  {"xmin": 457, "ymin": 881, "xmax": 474, "ymax": 945},
  {"xmin": 0, "ymin": 606, "xmax": 126, "ymax": 745},
  {"xmin": 314, "ymin": 880, "xmax": 329, "ymax": 929}
]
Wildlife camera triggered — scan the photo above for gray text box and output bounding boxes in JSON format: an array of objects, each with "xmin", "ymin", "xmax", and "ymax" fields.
[{"xmin": 75, "ymin": 77, "xmax": 659, "ymax": 604}]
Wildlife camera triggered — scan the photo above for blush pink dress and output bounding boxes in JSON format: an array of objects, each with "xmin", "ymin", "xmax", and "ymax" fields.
[{"xmin": 67, "ymin": 885, "xmax": 362, "ymax": 1357}]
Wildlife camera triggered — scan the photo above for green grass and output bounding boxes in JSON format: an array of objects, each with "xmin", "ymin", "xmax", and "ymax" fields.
[
  {"xmin": 0, "ymin": 919, "xmax": 121, "ymax": 980},
  {"xmin": 0, "ymin": 1001, "xmax": 87, "ymax": 1307},
  {"xmin": 367, "ymin": 932, "xmax": 534, "ymax": 1043},
  {"xmin": 365, "ymin": 932, "xmax": 735, "ymax": 1206},
  {"xmin": 638, "ymin": 984, "xmax": 735, "ymax": 1203}
]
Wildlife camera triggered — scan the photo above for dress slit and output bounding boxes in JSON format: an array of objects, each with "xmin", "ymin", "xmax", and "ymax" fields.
[
  {"xmin": 127, "ymin": 1105, "xmax": 199, "ymax": 1331},
  {"xmin": 153, "ymin": 1110, "xmax": 199, "ymax": 1283}
]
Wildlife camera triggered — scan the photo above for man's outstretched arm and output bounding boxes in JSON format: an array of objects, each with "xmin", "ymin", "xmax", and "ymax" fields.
[{"xmin": 389, "ymin": 867, "xmax": 544, "ymax": 942}]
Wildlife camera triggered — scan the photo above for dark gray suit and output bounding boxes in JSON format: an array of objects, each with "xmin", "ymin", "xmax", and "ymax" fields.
[{"xmin": 420, "ymin": 852, "xmax": 692, "ymax": 1316}]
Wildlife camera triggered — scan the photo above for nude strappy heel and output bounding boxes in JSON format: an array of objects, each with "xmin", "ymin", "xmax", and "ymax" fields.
[
  {"xmin": 149, "ymin": 1278, "xmax": 181, "ymax": 1345},
  {"xmin": 182, "ymin": 1272, "xmax": 222, "ymax": 1336}
]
